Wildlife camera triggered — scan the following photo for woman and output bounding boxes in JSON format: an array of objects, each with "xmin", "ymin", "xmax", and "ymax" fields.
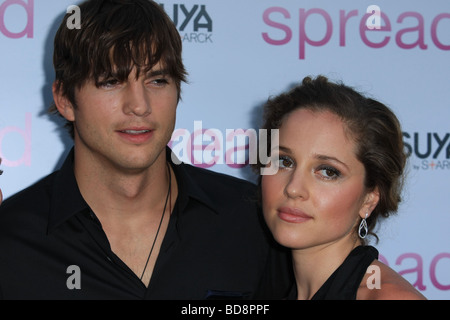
[{"xmin": 256, "ymin": 76, "xmax": 426, "ymax": 300}]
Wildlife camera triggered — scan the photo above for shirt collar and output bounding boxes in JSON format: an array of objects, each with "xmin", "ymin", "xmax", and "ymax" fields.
[
  {"xmin": 47, "ymin": 147, "xmax": 89, "ymax": 234},
  {"xmin": 166, "ymin": 147, "xmax": 220, "ymax": 215},
  {"xmin": 47, "ymin": 147, "xmax": 219, "ymax": 233}
]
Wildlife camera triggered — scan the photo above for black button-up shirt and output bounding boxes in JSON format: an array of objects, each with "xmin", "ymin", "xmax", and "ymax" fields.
[{"xmin": 0, "ymin": 147, "xmax": 292, "ymax": 299}]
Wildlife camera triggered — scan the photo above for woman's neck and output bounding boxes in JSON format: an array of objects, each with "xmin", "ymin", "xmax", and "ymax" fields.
[{"xmin": 291, "ymin": 239, "xmax": 361, "ymax": 300}]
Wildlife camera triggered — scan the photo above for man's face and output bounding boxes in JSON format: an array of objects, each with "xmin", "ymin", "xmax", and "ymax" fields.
[{"xmin": 57, "ymin": 62, "xmax": 178, "ymax": 174}]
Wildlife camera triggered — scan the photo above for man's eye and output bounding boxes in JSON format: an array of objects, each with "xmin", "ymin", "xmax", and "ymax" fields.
[
  {"xmin": 150, "ymin": 78, "xmax": 169, "ymax": 86},
  {"xmin": 97, "ymin": 79, "xmax": 120, "ymax": 88}
]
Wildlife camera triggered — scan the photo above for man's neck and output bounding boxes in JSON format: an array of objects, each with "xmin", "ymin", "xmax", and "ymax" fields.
[
  {"xmin": 74, "ymin": 148, "xmax": 171, "ymax": 220},
  {"xmin": 72, "ymin": 147, "xmax": 178, "ymax": 286}
]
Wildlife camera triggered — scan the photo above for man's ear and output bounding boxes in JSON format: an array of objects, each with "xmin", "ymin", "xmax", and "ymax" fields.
[
  {"xmin": 360, "ymin": 187, "xmax": 380, "ymax": 218},
  {"xmin": 52, "ymin": 82, "xmax": 75, "ymax": 121}
]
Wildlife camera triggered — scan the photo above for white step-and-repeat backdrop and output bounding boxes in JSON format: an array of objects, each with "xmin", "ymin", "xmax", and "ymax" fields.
[{"xmin": 0, "ymin": 0, "xmax": 449, "ymax": 299}]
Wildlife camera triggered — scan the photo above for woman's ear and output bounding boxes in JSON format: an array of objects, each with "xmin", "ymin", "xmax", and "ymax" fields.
[
  {"xmin": 360, "ymin": 187, "xmax": 380, "ymax": 218},
  {"xmin": 52, "ymin": 82, "xmax": 75, "ymax": 121}
]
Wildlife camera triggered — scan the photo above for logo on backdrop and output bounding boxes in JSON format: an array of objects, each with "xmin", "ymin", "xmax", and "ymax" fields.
[
  {"xmin": 262, "ymin": 5, "xmax": 450, "ymax": 59},
  {"xmin": 403, "ymin": 132, "xmax": 450, "ymax": 171},
  {"xmin": 160, "ymin": 3, "xmax": 213, "ymax": 44},
  {"xmin": 0, "ymin": 0, "xmax": 34, "ymax": 39}
]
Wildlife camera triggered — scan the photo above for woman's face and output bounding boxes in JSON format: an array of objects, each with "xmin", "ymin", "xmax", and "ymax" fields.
[{"xmin": 261, "ymin": 109, "xmax": 379, "ymax": 250}]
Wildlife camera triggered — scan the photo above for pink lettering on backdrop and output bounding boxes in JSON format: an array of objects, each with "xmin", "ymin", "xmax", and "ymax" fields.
[
  {"xmin": 396, "ymin": 253, "xmax": 426, "ymax": 290},
  {"xmin": 377, "ymin": 253, "xmax": 388, "ymax": 266},
  {"xmin": 262, "ymin": 6, "xmax": 450, "ymax": 59},
  {"xmin": 262, "ymin": 7, "xmax": 292, "ymax": 45},
  {"xmin": 299, "ymin": 8, "xmax": 332, "ymax": 60},
  {"xmin": 339, "ymin": 9, "xmax": 358, "ymax": 46},
  {"xmin": 0, "ymin": 0, "xmax": 34, "ymax": 39},
  {"xmin": 395, "ymin": 12, "xmax": 427, "ymax": 49},
  {"xmin": 380, "ymin": 252, "xmax": 450, "ymax": 293},
  {"xmin": 0, "ymin": 112, "xmax": 32, "ymax": 167},
  {"xmin": 359, "ymin": 12, "xmax": 391, "ymax": 48},
  {"xmin": 430, "ymin": 253, "xmax": 450, "ymax": 290},
  {"xmin": 431, "ymin": 13, "xmax": 450, "ymax": 50}
]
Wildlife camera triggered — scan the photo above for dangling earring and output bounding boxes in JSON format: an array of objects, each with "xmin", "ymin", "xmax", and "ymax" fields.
[{"xmin": 358, "ymin": 213, "xmax": 369, "ymax": 239}]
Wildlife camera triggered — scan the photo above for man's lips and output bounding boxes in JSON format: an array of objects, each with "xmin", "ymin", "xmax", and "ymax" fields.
[
  {"xmin": 116, "ymin": 128, "xmax": 154, "ymax": 143},
  {"xmin": 277, "ymin": 207, "xmax": 312, "ymax": 223},
  {"xmin": 119, "ymin": 129, "xmax": 151, "ymax": 134}
]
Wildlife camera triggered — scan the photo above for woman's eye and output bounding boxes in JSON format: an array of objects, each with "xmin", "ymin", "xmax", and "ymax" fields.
[
  {"xmin": 317, "ymin": 166, "xmax": 341, "ymax": 180},
  {"xmin": 278, "ymin": 156, "xmax": 294, "ymax": 169}
]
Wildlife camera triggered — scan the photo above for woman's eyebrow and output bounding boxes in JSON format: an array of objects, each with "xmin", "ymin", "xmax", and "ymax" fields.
[
  {"xmin": 277, "ymin": 146, "xmax": 292, "ymax": 154},
  {"xmin": 314, "ymin": 154, "xmax": 350, "ymax": 170}
]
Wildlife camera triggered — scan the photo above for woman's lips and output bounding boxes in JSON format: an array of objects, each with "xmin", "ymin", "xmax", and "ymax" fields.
[{"xmin": 277, "ymin": 207, "xmax": 312, "ymax": 223}]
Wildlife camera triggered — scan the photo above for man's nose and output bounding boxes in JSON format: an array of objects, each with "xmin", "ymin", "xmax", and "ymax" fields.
[{"xmin": 123, "ymin": 81, "xmax": 152, "ymax": 117}]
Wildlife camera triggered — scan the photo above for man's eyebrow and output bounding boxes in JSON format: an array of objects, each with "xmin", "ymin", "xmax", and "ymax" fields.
[
  {"xmin": 96, "ymin": 68, "xmax": 170, "ymax": 80},
  {"xmin": 146, "ymin": 68, "xmax": 170, "ymax": 77}
]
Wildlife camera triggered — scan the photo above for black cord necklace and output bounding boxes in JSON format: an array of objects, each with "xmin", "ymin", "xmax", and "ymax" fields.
[{"xmin": 140, "ymin": 162, "xmax": 172, "ymax": 281}]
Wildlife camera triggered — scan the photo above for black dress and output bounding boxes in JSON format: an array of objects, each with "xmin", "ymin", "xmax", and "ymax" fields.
[{"xmin": 287, "ymin": 245, "xmax": 379, "ymax": 300}]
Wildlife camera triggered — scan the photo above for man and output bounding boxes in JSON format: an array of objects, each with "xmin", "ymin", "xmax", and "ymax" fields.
[{"xmin": 0, "ymin": 0, "xmax": 292, "ymax": 299}]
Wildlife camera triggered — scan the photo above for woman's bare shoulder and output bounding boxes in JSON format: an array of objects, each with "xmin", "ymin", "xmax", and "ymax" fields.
[{"xmin": 357, "ymin": 260, "xmax": 427, "ymax": 300}]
